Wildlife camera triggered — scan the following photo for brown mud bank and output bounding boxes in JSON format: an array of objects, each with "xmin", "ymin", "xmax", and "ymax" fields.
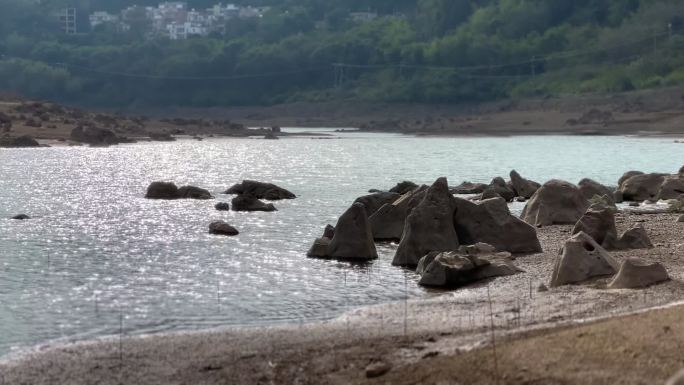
[
  {"xmin": 1, "ymin": 212, "xmax": 682, "ymax": 385},
  {"xmin": 145, "ymin": 86, "xmax": 684, "ymax": 137}
]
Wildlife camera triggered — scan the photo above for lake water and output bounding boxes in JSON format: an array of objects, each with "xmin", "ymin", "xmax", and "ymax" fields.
[{"xmin": 0, "ymin": 131, "xmax": 682, "ymax": 357}]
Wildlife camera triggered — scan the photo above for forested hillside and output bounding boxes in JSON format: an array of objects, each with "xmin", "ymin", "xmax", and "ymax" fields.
[{"xmin": 2, "ymin": 0, "xmax": 684, "ymax": 108}]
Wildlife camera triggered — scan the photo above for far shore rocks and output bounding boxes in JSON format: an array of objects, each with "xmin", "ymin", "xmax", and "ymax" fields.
[
  {"xmin": 231, "ymin": 194, "xmax": 277, "ymax": 212},
  {"xmin": 225, "ymin": 180, "xmax": 295, "ymax": 200},
  {"xmin": 550, "ymin": 232, "xmax": 619, "ymax": 287},
  {"xmin": 354, "ymin": 192, "xmax": 401, "ymax": 217},
  {"xmin": 208, "ymin": 221, "xmax": 239, "ymax": 236},
  {"xmin": 454, "ymin": 197, "xmax": 542, "ymax": 254},
  {"xmin": 0, "ymin": 135, "xmax": 40, "ymax": 148},
  {"xmin": 308, "ymin": 203, "xmax": 377, "ymax": 261},
  {"xmin": 70, "ymin": 125, "xmax": 120, "ymax": 145},
  {"xmin": 145, "ymin": 182, "xmax": 213, "ymax": 200},
  {"xmin": 416, "ymin": 244, "xmax": 521, "ymax": 288},
  {"xmin": 393, "ymin": 177, "xmax": 459, "ymax": 267},
  {"xmin": 521, "ymin": 180, "xmax": 589, "ymax": 227},
  {"xmin": 608, "ymin": 258, "xmax": 669, "ymax": 289}
]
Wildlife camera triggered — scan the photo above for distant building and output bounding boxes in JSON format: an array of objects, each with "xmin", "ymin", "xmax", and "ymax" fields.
[
  {"xmin": 89, "ymin": 11, "xmax": 118, "ymax": 29},
  {"xmin": 349, "ymin": 12, "xmax": 378, "ymax": 23}
]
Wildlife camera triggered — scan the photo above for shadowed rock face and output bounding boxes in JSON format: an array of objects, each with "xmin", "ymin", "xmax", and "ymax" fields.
[
  {"xmin": 354, "ymin": 192, "xmax": 401, "ymax": 217},
  {"xmin": 608, "ymin": 258, "xmax": 669, "ymax": 289},
  {"xmin": 392, "ymin": 177, "xmax": 459, "ymax": 267},
  {"xmin": 618, "ymin": 171, "xmax": 644, "ymax": 188},
  {"xmin": 225, "ymin": 180, "xmax": 295, "ymax": 200},
  {"xmin": 327, "ymin": 203, "xmax": 378, "ymax": 261},
  {"xmin": 572, "ymin": 207, "xmax": 618, "ymax": 247},
  {"xmin": 368, "ymin": 186, "xmax": 427, "ymax": 241},
  {"xmin": 619, "ymin": 173, "xmax": 667, "ymax": 201},
  {"xmin": 482, "ymin": 177, "xmax": 515, "ymax": 202},
  {"xmin": 509, "ymin": 170, "xmax": 540, "ymax": 199},
  {"xmin": 231, "ymin": 194, "xmax": 277, "ymax": 212},
  {"xmin": 454, "ymin": 197, "xmax": 542, "ymax": 254},
  {"xmin": 658, "ymin": 175, "xmax": 684, "ymax": 200},
  {"xmin": 521, "ymin": 180, "xmax": 589, "ymax": 227},
  {"xmin": 550, "ymin": 232, "xmax": 619, "ymax": 287},
  {"xmin": 389, "ymin": 181, "xmax": 418, "ymax": 195}
]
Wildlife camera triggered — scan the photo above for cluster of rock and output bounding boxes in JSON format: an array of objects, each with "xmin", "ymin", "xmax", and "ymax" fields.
[
  {"xmin": 616, "ymin": 166, "xmax": 684, "ymax": 202},
  {"xmin": 452, "ymin": 170, "xmax": 541, "ymax": 202},
  {"xmin": 224, "ymin": 180, "xmax": 297, "ymax": 212},
  {"xmin": 145, "ymin": 182, "xmax": 213, "ymax": 200}
]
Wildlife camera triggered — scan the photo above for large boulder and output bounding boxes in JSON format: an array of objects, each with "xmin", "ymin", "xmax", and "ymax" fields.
[
  {"xmin": 145, "ymin": 182, "xmax": 212, "ymax": 200},
  {"xmin": 521, "ymin": 180, "xmax": 589, "ymax": 227},
  {"xmin": 618, "ymin": 171, "xmax": 644, "ymax": 188},
  {"xmin": 509, "ymin": 170, "xmax": 540, "ymax": 199},
  {"xmin": 451, "ymin": 181, "xmax": 488, "ymax": 195},
  {"xmin": 0, "ymin": 135, "xmax": 40, "ymax": 148},
  {"xmin": 658, "ymin": 175, "xmax": 684, "ymax": 200},
  {"xmin": 454, "ymin": 197, "xmax": 542, "ymax": 254},
  {"xmin": 482, "ymin": 177, "xmax": 515, "ymax": 202},
  {"xmin": 619, "ymin": 173, "xmax": 667, "ymax": 201},
  {"xmin": 231, "ymin": 194, "xmax": 277, "ymax": 212},
  {"xmin": 209, "ymin": 221, "xmax": 239, "ymax": 236},
  {"xmin": 389, "ymin": 181, "xmax": 418, "ymax": 195},
  {"xmin": 578, "ymin": 178, "xmax": 614, "ymax": 203},
  {"xmin": 354, "ymin": 192, "xmax": 401, "ymax": 217},
  {"xmin": 392, "ymin": 177, "xmax": 459, "ymax": 267},
  {"xmin": 225, "ymin": 180, "xmax": 295, "ymax": 200},
  {"xmin": 571, "ymin": 207, "xmax": 618, "ymax": 247},
  {"xmin": 326, "ymin": 203, "xmax": 378, "ymax": 261},
  {"xmin": 70, "ymin": 125, "xmax": 119, "ymax": 145},
  {"xmin": 550, "ymin": 232, "xmax": 619, "ymax": 287},
  {"xmin": 416, "ymin": 244, "xmax": 521, "ymax": 288},
  {"xmin": 368, "ymin": 186, "xmax": 428, "ymax": 241},
  {"xmin": 607, "ymin": 259, "xmax": 669, "ymax": 289}
]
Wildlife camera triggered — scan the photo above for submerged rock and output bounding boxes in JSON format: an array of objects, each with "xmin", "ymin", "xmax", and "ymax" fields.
[
  {"xmin": 368, "ymin": 185, "xmax": 427, "ymax": 241},
  {"xmin": 215, "ymin": 202, "xmax": 231, "ymax": 211},
  {"xmin": 454, "ymin": 197, "xmax": 542, "ymax": 254},
  {"xmin": 209, "ymin": 221, "xmax": 239, "ymax": 236},
  {"xmin": 354, "ymin": 192, "xmax": 401, "ymax": 217},
  {"xmin": 231, "ymin": 194, "xmax": 277, "ymax": 212},
  {"xmin": 550, "ymin": 232, "xmax": 619, "ymax": 287},
  {"xmin": 177, "ymin": 185, "xmax": 213, "ymax": 200},
  {"xmin": 11, "ymin": 214, "xmax": 30, "ymax": 220},
  {"xmin": 145, "ymin": 182, "xmax": 212, "ymax": 200},
  {"xmin": 608, "ymin": 258, "xmax": 669, "ymax": 289},
  {"xmin": 521, "ymin": 180, "xmax": 589, "ymax": 227},
  {"xmin": 225, "ymin": 180, "xmax": 296, "ymax": 200},
  {"xmin": 509, "ymin": 170, "xmax": 540, "ymax": 199},
  {"xmin": 393, "ymin": 177, "xmax": 459, "ymax": 267}
]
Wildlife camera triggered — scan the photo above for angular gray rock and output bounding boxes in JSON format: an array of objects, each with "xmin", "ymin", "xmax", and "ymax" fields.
[
  {"xmin": 354, "ymin": 192, "xmax": 401, "ymax": 217},
  {"xmin": 619, "ymin": 173, "xmax": 667, "ymax": 201},
  {"xmin": 209, "ymin": 221, "xmax": 239, "ymax": 236},
  {"xmin": 578, "ymin": 178, "xmax": 615, "ymax": 204},
  {"xmin": 389, "ymin": 181, "xmax": 418, "ymax": 195},
  {"xmin": 608, "ymin": 258, "xmax": 669, "ymax": 289},
  {"xmin": 618, "ymin": 171, "xmax": 644, "ymax": 188},
  {"xmin": 225, "ymin": 180, "xmax": 295, "ymax": 200},
  {"xmin": 368, "ymin": 186, "xmax": 427, "ymax": 241},
  {"xmin": 550, "ymin": 232, "xmax": 619, "ymax": 287},
  {"xmin": 510, "ymin": 170, "xmax": 540, "ymax": 199},
  {"xmin": 454, "ymin": 197, "xmax": 542, "ymax": 253},
  {"xmin": 306, "ymin": 237, "xmax": 331, "ymax": 258},
  {"xmin": 521, "ymin": 180, "xmax": 589, "ymax": 227},
  {"xmin": 611, "ymin": 226, "xmax": 654, "ymax": 250},
  {"xmin": 451, "ymin": 181, "xmax": 488, "ymax": 195},
  {"xmin": 571, "ymin": 207, "xmax": 618, "ymax": 247},
  {"xmin": 326, "ymin": 203, "xmax": 378, "ymax": 261},
  {"xmin": 392, "ymin": 177, "xmax": 459, "ymax": 267},
  {"xmin": 658, "ymin": 175, "xmax": 684, "ymax": 200},
  {"xmin": 482, "ymin": 177, "xmax": 515, "ymax": 201},
  {"xmin": 231, "ymin": 194, "xmax": 277, "ymax": 212},
  {"xmin": 323, "ymin": 224, "xmax": 335, "ymax": 239},
  {"xmin": 416, "ymin": 245, "xmax": 521, "ymax": 288}
]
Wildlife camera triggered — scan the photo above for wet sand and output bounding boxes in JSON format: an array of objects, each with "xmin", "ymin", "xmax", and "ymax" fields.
[{"xmin": 1, "ymin": 212, "xmax": 682, "ymax": 385}]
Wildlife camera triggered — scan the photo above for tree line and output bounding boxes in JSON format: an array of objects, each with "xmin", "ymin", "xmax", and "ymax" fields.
[{"xmin": 1, "ymin": 0, "xmax": 684, "ymax": 108}]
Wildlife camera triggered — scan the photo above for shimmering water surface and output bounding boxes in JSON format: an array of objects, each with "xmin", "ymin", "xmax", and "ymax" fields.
[{"xmin": 0, "ymin": 131, "xmax": 682, "ymax": 356}]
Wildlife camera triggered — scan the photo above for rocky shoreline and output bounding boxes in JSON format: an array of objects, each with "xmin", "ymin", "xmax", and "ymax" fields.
[{"xmin": 2, "ymin": 163, "xmax": 684, "ymax": 384}]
